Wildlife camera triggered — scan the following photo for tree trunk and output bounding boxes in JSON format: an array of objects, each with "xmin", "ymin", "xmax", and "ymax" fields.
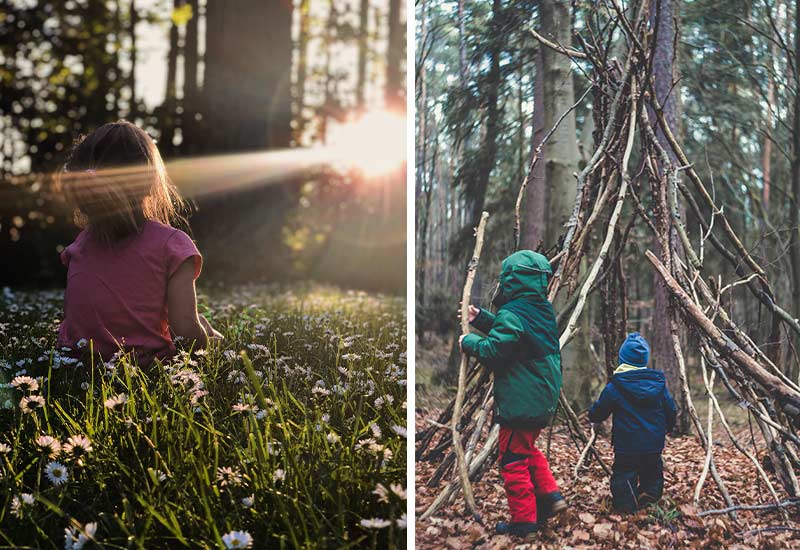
[
  {"xmin": 128, "ymin": 0, "xmax": 138, "ymax": 120},
  {"xmin": 521, "ymin": 47, "xmax": 547, "ymax": 250},
  {"xmin": 790, "ymin": 0, "xmax": 800, "ymax": 372},
  {"xmin": 203, "ymin": 0, "xmax": 293, "ymax": 152},
  {"xmin": 357, "ymin": 0, "xmax": 370, "ymax": 109},
  {"xmin": 650, "ymin": 0, "xmax": 692, "ymax": 435},
  {"xmin": 385, "ymin": 0, "xmax": 404, "ymax": 110},
  {"xmin": 161, "ymin": 0, "xmax": 181, "ymax": 155},
  {"xmin": 182, "ymin": 0, "xmax": 199, "ymax": 154},
  {"xmin": 540, "ymin": 0, "xmax": 579, "ymax": 248}
]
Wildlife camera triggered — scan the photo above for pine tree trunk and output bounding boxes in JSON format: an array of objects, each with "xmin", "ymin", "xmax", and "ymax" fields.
[
  {"xmin": 356, "ymin": 0, "xmax": 370, "ymax": 108},
  {"xmin": 540, "ymin": 0, "xmax": 579, "ymax": 248},
  {"xmin": 790, "ymin": 0, "xmax": 800, "ymax": 371},
  {"xmin": 128, "ymin": 0, "xmax": 138, "ymax": 120},
  {"xmin": 182, "ymin": 0, "xmax": 199, "ymax": 154},
  {"xmin": 521, "ymin": 47, "xmax": 546, "ymax": 250},
  {"xmin": 650, "ymin": 0, "xmax": 692, "ymax": 435},
  {"xmin": 385, "ymin": 0, "xmax": 404, "ymax": 109}
]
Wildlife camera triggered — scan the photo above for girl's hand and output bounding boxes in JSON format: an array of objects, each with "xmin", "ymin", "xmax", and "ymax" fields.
[
  {"xmin": 457, "ymin": 304, "xmax": 480, "ymax": 323},
  {"xmin": 199, "ymin": 315, "xmax": 224, "ymax": 341}
]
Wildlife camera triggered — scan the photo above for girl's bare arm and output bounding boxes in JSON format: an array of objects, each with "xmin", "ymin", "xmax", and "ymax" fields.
[{"xmin": 167, "ymin": 259, "xmax": 209, "ymax": 347}]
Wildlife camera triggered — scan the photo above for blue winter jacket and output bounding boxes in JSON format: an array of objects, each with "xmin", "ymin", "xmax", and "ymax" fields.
[{"xmin": 588, "ymin": 367, "xmax": 677, "ymax": 454}]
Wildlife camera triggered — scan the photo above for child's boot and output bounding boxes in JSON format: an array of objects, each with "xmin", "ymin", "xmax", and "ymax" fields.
[
  {"xmin": 495, "ymin": 521, "xmax": 539, "ymax": 540},
  {"xmin": 535, "ymin": 491, "xmax": 568, "ymax": 527}
]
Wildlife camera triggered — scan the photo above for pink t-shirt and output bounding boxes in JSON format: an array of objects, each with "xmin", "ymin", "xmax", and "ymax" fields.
[{"xmin": 58, "ymin": 221, "xmax": 202, "ymax": 365}]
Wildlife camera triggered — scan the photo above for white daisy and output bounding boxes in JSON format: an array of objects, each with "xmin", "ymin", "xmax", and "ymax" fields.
[
  {"xmin": 222, "ymin": 530, "xmax": 253, "ymax": 549},
  {"xmin": 326, "ymin": 431, "xmax": 340, "ymax": 444},
  {"xmin": 19, "ymin": 395, "xmax": 45, "ymax": 413},
  {"xmin": 63, "ymin": 435, "xmax": 92, "ymax": 457},
  {"xmin": 373, "ymin": 483, "xmax": 389, "ymax": 503},
  {"xmin": 241, "ymin": 495, "xmax": 254, "ymax": 508},
  {"xmin": 45, "ymin": 461, "xmax": 68, "ymax": 485},
  {"xmin": 396, "ymin": 514, "xmax": 407, "ymax": 529},
  {"xmin": 391, "ymin": 425, "xmax": 407, "ymax": 438},
  {"xmin": 64, "ymin": 520, "xmax": 96, "ymax": 550},
  {"xmin": 10, "ymin": 493, "xmax": 34, "ymax": 517},
  {"xmin": 216, "ymin": 466, "xmax": 242, "ymax": 487},
  {"xmin": 390, "ymin": 483, "xmax": 406, "ymax": 500},
  {"xmin": 360, "ymin": 518, "xmax": 391, "ymax": 529},
  {"xmin": 103, "ymin": 393, "xmax": 128, "ymax": 410},
  {"xmin": 10, "ymin": 375, "xmax": 39, "ymax": 392},
  {"xmin": 0, "ymin": 442, "xmax": 11, "ymax": 454},
  {"xmin": 272, "ymin": 468, "xmax": 286, "ymax": 483}
]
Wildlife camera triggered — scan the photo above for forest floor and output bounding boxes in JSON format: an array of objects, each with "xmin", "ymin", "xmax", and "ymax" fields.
[{"xmin": 416, "ymin": 336, "xmax": 800, "ymax": 549}]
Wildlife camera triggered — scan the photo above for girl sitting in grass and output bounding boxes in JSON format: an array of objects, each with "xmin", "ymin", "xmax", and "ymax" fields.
[{"xmin": 57, "ymin": 120, "xmax": 221, "ymax": 366}]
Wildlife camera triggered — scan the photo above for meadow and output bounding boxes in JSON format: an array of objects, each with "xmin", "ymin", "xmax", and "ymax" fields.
[{"xmin": 0, "ymin": 284, "xmax": 407, "ymax": 549}]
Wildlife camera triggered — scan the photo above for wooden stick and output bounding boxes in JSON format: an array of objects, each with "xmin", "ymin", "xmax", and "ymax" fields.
[
  {"xmin": 645, "ymin": 250, "xmax": 800, "ymax": 421},
  {"xmin": 451, "ymin": 211, "xmax": 489, "ymax": 522},
  {"xmin": 573, "ymin": 423, "xmax": 597, "ymax": 479},
  {"xmin": 560, "ymin": 81, "xmax": 637, "ymax": 347},
  {"xmin": 697, "ymin": 499, "xmax": 800, "ymax": 517}
]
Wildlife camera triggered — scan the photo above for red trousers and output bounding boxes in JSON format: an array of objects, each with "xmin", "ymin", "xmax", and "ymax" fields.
[{"xmin": 498, "ymin": 426, "xmax": 559, "ymax": 523}]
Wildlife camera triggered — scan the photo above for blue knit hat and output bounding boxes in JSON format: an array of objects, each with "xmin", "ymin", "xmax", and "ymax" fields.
[{"xmin": 618, "ymin": 332, "xmax": 650, "ymax": 367}]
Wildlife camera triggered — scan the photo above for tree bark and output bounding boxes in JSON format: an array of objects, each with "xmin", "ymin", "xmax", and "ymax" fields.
[
  {"xmin": 790, "ymin": 0, "xmax": 800, "ymax": 368},
  {"xmin": 182, "ymin": 0, "xmax": 199, "ymax": 154},
  {"xmin": 650, "ymin": 0, "xmax": 691, "ymax": 435},
  {"xmin": 539, "ymin": 0, "xmax": 579, "ymax": 248},
  {"xmin": 385, "ymin": 0, "xmax": 404, "ymax": 110},
  {"xmin": 357, "ymin": 0, "xmax": 370, "ymax": 109}
]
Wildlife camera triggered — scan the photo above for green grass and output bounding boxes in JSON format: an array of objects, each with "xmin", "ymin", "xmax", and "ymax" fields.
[{"xmin": 0, "ymin": 285, "xmax": 407, "ymax": 549}]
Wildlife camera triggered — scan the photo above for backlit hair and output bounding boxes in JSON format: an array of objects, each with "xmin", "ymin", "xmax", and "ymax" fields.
[{"xmin": 59, "ymin": 120, "xmax": 186, "ymax": 246}]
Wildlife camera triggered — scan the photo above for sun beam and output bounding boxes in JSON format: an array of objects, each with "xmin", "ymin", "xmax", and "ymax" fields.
[{"xmin": 324, "ymin": 110, "xmax": 407, "ymax": 179}]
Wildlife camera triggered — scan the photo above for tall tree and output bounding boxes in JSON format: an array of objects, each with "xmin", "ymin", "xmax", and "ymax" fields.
[
  {"xmin": 539, "ymin": 0, "xmax": 579, "ymax": 248},
  {"xmin": 356, "ymin": 0, "xmax": 370, "ymax": 109},
  {"xmin": 202, "ymin": 0, "xmax": 293, "ymax": 152},
  {"xmin": 650, "ymin": 0, "xmax": 691, "ymax": 434},
  {"xmin": 791, "ymin": 0, "xmax": 800, "ymax": 359},
  {"xmin": 385, "ymin": 0, "xmax": 404, "ymax": 109}
]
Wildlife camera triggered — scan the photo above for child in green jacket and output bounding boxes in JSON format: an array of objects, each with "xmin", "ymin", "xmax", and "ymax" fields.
[{"xmin": 460, "ymin": 250, "xmax": 566, "ymax": 540}]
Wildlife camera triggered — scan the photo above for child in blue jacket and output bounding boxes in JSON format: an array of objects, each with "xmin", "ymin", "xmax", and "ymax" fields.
[{"xmin": 588, "ymin": 332, "xmax": 677, "ymax": 513}]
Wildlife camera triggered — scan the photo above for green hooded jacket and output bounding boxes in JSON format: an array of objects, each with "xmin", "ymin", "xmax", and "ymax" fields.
[{"xmin": 461, "ymin": 250, "xmax": 562, "ymax": 429}]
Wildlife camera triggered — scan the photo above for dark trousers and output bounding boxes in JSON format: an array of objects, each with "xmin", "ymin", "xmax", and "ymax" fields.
[{"xmin": 610, "ymin": 452, "xmax": 663, "ymax": 513}]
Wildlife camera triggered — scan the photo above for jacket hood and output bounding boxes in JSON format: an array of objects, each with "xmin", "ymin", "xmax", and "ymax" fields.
[
  {"xmin": 492, "ymin": 250, "xmax": 552, "ymax": 307},
  {"xmin": 613, "ymin": 368, "xmax": 665, "ymax": 405}
]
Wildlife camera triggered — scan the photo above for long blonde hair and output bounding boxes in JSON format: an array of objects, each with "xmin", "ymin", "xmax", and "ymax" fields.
[{"xmin": 60, "ymin": 120, "xmax": 186, "ymax": 246}]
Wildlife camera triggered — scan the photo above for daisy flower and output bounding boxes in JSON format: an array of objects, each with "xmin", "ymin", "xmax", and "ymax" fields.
[
  {"xmin": 222, "ymin": 530, "xmax": 253, "ymax": 549},
  {"xmin": 272, "ymin": 468, "xmax": 286, "ymax": 483},
  {"xmin": 35, "ymin": 435, "xmax": 60, "ymax": 459},
  {"xmin": 63, "ymin": 435, "xmax": 93, "ymax": 457},
  {"xmin": 45, "ymin": 461, "xmax": 68, "ymax": 485},
  {"xmin": 372, "ymin": 483, "xmax": 389, "ymax": 503},
  {"xmin": 19, "ymin": 395, "xmax": 45, "ymax": 413},
  {"xmin": 396, "ymin": 514, "xmax": 407, "ymax": 529},
  {"xmin": 11, "ymin": 493, "xmax": 34, "ymax": 517},
  {"xmin": 64, "ymin": 520, "xmax": 96, "ymax": 550},
  {"xmin": 10, "ymin": 375, "xmax": 39, "ymax": 392},
  {"xmin": 241, "ymin": 495, "xmax": 254, "ymax": 508},
  {"xmin": 104, "ymin": 393, "xmax": 128, "ymax": 410},
  {"xmin": 0, "ymin": 442, "xmax": 11, "ymax": 454},
  {"xmin": 216, "ymin": 466, "xmax": 242, "ymax": 487},
  {"xmin": 360, "ymin": 518, "xmax": 391, "ymax": 529},
  {"xmin": 326, "ymin": 431, "xmax": 340, "ymax": 444},
  {"xmin": 390, "ymin": 483, "xmax": 406, "ymax": 500},
  {"xmin": 391, "ymin": 425, "xmax": 407, "ymax": 438}
]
